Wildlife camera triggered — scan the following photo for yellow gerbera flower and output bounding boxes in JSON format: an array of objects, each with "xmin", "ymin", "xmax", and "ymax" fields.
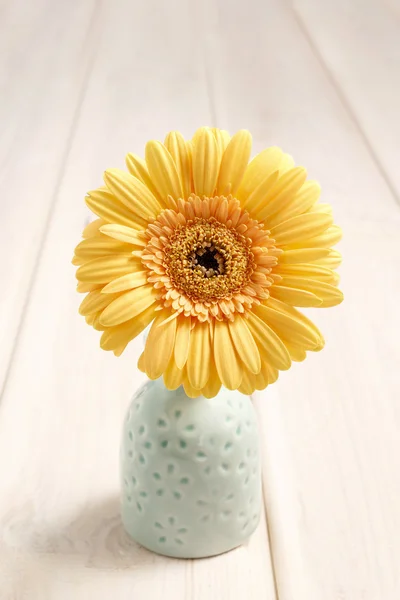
[{"xmin": 73, "ymin": 127, "xmax": 343, "ymax": 398}]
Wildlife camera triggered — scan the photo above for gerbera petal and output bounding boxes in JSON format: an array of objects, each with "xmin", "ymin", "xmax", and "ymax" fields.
[
  {"xmin": 287, "ymin": 225, "xmax": 342, "ymax": 249},
  {"xmin": 77, "ymin": 281, "xmax": 102, "ymax": 293},
  {"xmin": 241, "ymin": 170, "xmax": 280, "ymax": 213},
  {"xmin": 251, "ymin": 167, "xmax": 307, "ymax": 222},
  {"xmin": 100, "ymin": 285, "xmax": 157, "ymax": 326},
  {"xmin": 279, "ymin": 153, "xmax": 295, "ymax": 172},
  {"xmin": 125, "ymin": 153, "xmax": 163, "ymax": 202},
  {"xmin": 236, "ymin": 146, "xmax": 284, "ymax": 201},
  {"xmin": 286, "ymin": 344, "xmax": 307, "ymax": 362},
  {"xmin": 275, "ymin": 263, "xmax": 338, "ymax": 283},
  {"xmin": 253, "ymin": 366, "xmax": 268, "ymax": 390},
  {"xmin": 113, "ymin": 344, "xmax": 128, "ymax": 357},
  {"xmin": 143, "ymin": 309, "xmax": 177, "ymax": 379},
  {"xmin": 89, "ymin": 312, "xmax": 106, "ymax": 331},
  {"xmin": 145, "ymin": 140, "xmax": 183, "ymax": 203},
  {"xmin": 163, "ymin": 355, "xmax": 185, "ymax": 390},
  {"xmin": 246, "ymin": 312, "xmax": 292, "ymax": 370},
  {"xmin": 186, "ymin": 141, "xmax": 195, "ymax": 192},
  {"xmin": 212, "ymin": 128, "xmax": 230, "ymax": 159},
  {"xmin": 238, "ymin": 369, "xmax": 256, "ymax": 395},
  {"xmin": 310, "ymin": 202, "xmax": 333, "ymax": 215},
  {"xmin": 138, "ymin": 351, "xmax": 146, "ymax": 372},
  {"xmin": 164, "ymin": 131, "xmax": 192, "ymax": 199},
  {"xmin": 279, "ymin": 248, "xmax": 331, "ymax": 264},
  {"xmin": 71, "ymin": 255, "xmax": 88, "ymax": 267},
  {"xmin": 192, "ymin": 127, "xmax": 220, "ymax": 197},
  {"xmin": 73, "ymin": 236, "xmax": 130, "ymax": 263},
  {"xmin": 270, "ymin": 212, "xmax": 333, "ymax": 246},
  {"xmin": 267, "ymin": 297, "xmax": 324, "ymax": 339},
  {"xmin": 182, "ymin": 372, "xmax": 202, "ymax": 398},
  {"xmin": 267, "ymin": 180, "xmax": 321, "ymax": 228},
  {"xmin": 104, "ymin": 168, "xmax": 161, "ymax": 220},
  {"xmin": 228, "ymin": 316, "xmax": 261, "ymax": 374},
  {"xmin": 99, "ymin": 224, "xmax": 147, "ymax": 246},
  {"xmin": 276, "ymin": 276, "xmax": 344, "ymax": 307},
  {"xmin": 82, "ymin": 218, "xmax": 104, "ymax": 238},
  {"xmin": 76, "ymin": 254, "xmax": 140, "ymax": 283},
  {"xmin": 79, "ymin": 289, "xmax": 118, "ymax": 316},
  {"xmin": 85, "ymin": 188, "xmax": 147, "ymax": 230},
  {"xmin": 266, "ymin": 363, "xmax": 279, "ymax": 384},
  {"xmin": 254, "ymin": 303, "xmax": 322, "ymax": 350},
  {"xmin": 100, "ymin": 304, "xmax": 157, "ymax": 351},
  {"xmin": 217, "ymin": 130, "xmax": 252, "ymax": 195},
  {"xmin": 187, "ymin": 321, "xmax": 211, "ymax": 389},
  {"xmin": 269, "ymin": 284, "xmax": 322, "ymax": 307},
  {"xmin": 214, "ymin": 320, "xmax": 242, "ymax": 389},
  {"xmin": 202, "ymin": 359, "xmax": 222, "ymax": 398},
  {"xmin": 174, "ymin": 315, "xmax": 192, "ymax": 369},
  {"xmin": 101, "ymin": 271, "xmax": 148, "ymax": 293},
  {"xmin": 254, "ymin": 361, "xmax": 276, "ymax": 390},
  {"xmin": 313, "ymin": 249, "xmax": 342, "ymax": 269},
  {"xmin": 84, "ymin": 313, "xmax": 96, "ymax": 326}
]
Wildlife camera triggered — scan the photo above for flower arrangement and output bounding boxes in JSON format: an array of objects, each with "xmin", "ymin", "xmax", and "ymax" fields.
[{"xmin": 73, "ymin": 127, "xmax": 342, "ymax": 399}]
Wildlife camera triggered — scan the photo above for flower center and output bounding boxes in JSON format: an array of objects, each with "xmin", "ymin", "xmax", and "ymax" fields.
[
  {"xmin": 141, "ymin": 194, "xmax": 276, "ymax": 321},
  {"xmin": 189, "ymin": 247, "xmax": 224, "ymax": 277},
  {"xmin": 164, "ymin": 218, "xmax": 254, "ymax": 302}
]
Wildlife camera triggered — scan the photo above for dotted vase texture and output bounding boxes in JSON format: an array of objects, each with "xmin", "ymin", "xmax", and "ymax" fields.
[{"xmin": 120, "ymin": 378, "xmax": 262, "ymax": 558}]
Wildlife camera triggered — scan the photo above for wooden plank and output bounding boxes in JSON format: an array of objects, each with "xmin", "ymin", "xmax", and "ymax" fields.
[
  {"xmin": 192, "ymin": 510, "xmax": 277, "ymax": 599},
  {"xmin": 0, "ymin": 0, "xmax": 98, "ymax": 391},
  {"xmin": 206, "ymin": 0, "xmax": 399, "ymax": 223},
  {"xmin": 0, "ymin": 0, "xmax": 277, "ymax": 598},
  {"xmin": 255, "ymin": 221, "xmax": 400, "ymax": 600},
  {"xmin": 208, "ymin": 0, "xmax": 400, "ymax": 597},
  {"xmin": 0, "ymin": 507, "xmax": 274, "ymax": 599},
  {"xmin": 292, "ymin": 0, "xmax": 400, "ymax": 200}
]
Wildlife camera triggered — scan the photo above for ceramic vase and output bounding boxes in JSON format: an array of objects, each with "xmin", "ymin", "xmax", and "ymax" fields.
[{"xmin": 120, "ymin": 378, "xmax": 261, "ymax": 558}]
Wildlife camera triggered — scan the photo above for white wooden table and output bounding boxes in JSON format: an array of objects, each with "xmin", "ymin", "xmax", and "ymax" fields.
[{"xmin": 1, "ymin": 0, "xmax": 400, "ymax": 597}]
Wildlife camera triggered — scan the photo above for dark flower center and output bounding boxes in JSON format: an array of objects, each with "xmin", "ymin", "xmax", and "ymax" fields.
[
  {"xmin": 194, "ymin": 248, "xmax": 221, "ymax": 277},
  {"xmin": 163, "ymin": 218, "xmax": 254, "ymax": 301}
]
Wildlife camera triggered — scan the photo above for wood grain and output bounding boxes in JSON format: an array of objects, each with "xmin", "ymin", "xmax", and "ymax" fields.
[
  {"xmin": 210, "ymin": 0, "xmax": 400, "ymax": 597},
  {"xmin": 0, "ymin": 0, "xmax": 98, "ymax": 391},
  {"xmin": 1, "ymin": 0, "xmax": 400, "ymax": 598},
  {"xmin": 255, "ymin": 237, "xmax": 400, "ymax": 600},
  {"xmin": 0, "ymin": 0, "xmax": 277, "ymax": 597},
  {"xmin": 293, "ymin": 0, "xmax": 400, "ymax": 200},
  {"xmin": 255, "ymin": 222, "xmax": 400, "ymax": 600},
  {"xmin": 205, "ymin": 0, "xmax": 399, "ymax": 224}
]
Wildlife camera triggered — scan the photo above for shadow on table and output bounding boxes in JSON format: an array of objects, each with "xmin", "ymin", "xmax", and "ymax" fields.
[{"xmin": 33, "ymin": 495, "xmax": 178, "ymax": 569}]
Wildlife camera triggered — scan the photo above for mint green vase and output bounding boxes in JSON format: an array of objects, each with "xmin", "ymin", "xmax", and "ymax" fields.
[{"xmin": 120, "ymin": 378, "xmax": 261, "ymax": 558}]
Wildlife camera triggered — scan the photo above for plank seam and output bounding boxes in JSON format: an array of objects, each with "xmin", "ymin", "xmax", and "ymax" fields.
[
  {"xmin": 252, "ymin": 395, "xmax": 280, "ymax": 600},
  {"xmin": 0, "ymin": 0, "xmax": 101, "ymax": 403},
  {"xmin": 290, "ymin": 2, "xmax": 400, "ymax": 208}
]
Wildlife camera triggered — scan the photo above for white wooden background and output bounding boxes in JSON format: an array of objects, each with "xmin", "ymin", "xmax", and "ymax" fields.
[{"xmin": 1, "ymin": 0, "xmax": 399, "ymax": 598}]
